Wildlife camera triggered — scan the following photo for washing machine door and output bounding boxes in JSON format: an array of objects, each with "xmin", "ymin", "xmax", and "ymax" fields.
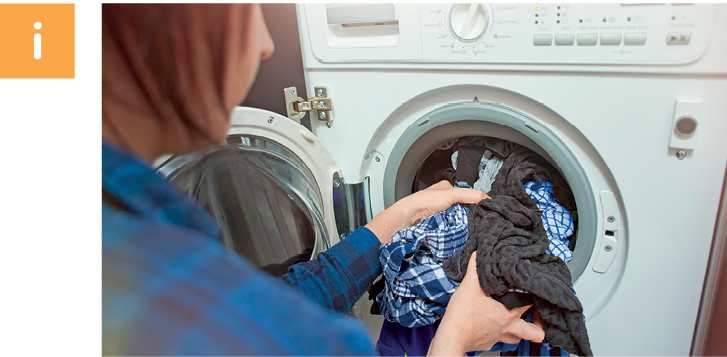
[{"xmin": 156, "ymin": 107, "xmax": 361, "ymax": 276}]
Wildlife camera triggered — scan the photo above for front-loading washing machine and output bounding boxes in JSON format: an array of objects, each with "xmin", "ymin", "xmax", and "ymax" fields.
[{"xmin": 158, "ymin": 3, "xmax": 727, "ymax": 355}]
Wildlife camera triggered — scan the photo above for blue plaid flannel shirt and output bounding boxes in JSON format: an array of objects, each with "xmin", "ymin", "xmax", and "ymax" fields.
[
  {"xmin": 102, "ymin": 142, "xmax": 380, "ymax": 355},
  {"xmin": 524, "ymin": 181, "xmax": 575, "ymax": 264},
  {"xmin": 376, "ymin": 204, "xmax": 469, "ymax": 328}
]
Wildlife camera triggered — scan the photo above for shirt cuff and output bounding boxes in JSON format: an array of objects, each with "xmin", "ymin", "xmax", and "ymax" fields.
[{"xmin": 326, "ymin": 227, "xmax": 383, "ymax": 294}]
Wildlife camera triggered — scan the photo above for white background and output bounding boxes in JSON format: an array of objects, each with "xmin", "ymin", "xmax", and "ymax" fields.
[{"xmin": 1, "ymin": 1, "xmax": 100, "ymax": 355}]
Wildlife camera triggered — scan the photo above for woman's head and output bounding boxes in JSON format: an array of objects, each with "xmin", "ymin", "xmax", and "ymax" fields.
[{"xmin": 102, "ymin": 4, "xmax": 274, "ymax": 162}]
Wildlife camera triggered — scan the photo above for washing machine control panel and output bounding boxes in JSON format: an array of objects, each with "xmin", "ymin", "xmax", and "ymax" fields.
[
  {"xmin": 420, "ymin": 3, "xmax": 714, "ymax": 63},
  {"xmin": 303, "ymin": 3, "xmax": 720, "ymax": 65}
]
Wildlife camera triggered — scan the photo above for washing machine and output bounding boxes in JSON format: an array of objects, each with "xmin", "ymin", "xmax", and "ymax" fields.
[{"xmin": 158, "ymin": 3, "xmax": 727, "ymax": 356}]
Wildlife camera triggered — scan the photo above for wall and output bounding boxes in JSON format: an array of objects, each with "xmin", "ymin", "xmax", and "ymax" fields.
[{"xmin": 241, "ymin": 3, "xmax": 310, "ymax": 130}]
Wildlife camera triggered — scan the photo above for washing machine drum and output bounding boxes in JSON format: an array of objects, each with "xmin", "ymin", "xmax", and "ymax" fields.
[{"xmin": 157, "ymin": 134, "xmax": 329, "ymax": 277}]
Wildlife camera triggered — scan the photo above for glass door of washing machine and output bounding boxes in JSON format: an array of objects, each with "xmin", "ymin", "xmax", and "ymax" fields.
[{"xmin": 156, "ymin": 106, "xmax": 362, "ymax": 276}]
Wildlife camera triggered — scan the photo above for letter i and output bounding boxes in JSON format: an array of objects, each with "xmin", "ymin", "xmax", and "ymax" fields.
[{"xmin": 34, "ymin": 22, "xmax": 42, "ymax": 60}]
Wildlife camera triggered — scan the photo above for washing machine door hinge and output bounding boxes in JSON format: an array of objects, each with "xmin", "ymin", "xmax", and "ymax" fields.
[
  {"xmin": 332, "ymin": 173, "xmax": 372, "ymax": 239},
  {"xmin": 284, "ymin": 85, "xmax": 332, "ymax": 124}
]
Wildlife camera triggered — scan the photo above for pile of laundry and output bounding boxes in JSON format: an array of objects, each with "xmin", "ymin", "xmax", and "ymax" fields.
[{"xmin": 370, "ymin": 137, "xmax": 592, "ymax": 357}]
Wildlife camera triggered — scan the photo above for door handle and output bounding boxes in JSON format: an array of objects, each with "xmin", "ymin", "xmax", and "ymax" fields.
[{"xmin": 593, "ymin": 191, "xmax": 620, "ymax": 273}]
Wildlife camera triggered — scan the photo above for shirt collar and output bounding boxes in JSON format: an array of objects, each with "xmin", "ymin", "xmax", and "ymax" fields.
[{"xmin": 102, "ymin": 141, "xmax": 221, "ymax": 241}]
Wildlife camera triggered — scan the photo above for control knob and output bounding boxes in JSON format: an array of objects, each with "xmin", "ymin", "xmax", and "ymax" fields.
[{"xmin": 448, "ymin": 3, "xmax": 490, "ymax": 41}]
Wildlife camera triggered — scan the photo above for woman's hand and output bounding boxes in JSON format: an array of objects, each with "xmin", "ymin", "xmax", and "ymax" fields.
[
  {"xmin": 365, "ymin": 181, "xmax": 488, "ymax": 244},
  {"xmin": 428, "ymin": 252, "xmax": 545, "ymax": 356}
]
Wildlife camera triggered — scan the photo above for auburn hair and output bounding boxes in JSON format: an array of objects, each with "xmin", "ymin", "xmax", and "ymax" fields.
[{"xmin": 102, "ymin": 4, "xmax": 255, "ymax": 145}]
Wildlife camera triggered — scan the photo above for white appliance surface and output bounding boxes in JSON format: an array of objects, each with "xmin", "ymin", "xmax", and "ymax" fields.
[{"xmin": 282, "ymin": 3, "xmax": 727, "ymax": 356}]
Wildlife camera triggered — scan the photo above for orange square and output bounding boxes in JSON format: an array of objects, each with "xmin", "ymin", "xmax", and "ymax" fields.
[{"xmin": 0, "ymin": 4, "xmax": 75, "ymax": 78}]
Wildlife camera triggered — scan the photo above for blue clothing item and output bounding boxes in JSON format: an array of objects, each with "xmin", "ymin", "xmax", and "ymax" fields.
[
  {"xmin": 102, "ymin": 142, "xmax": 380, "ymax": 355},
  {"xmin": 377, "ymin": 319, "xmax": 492, "ymax": 357},
  {"xmin": 524, "ymin": 181, "xmax": 575, "ymax": 264},
  {"xmin": 376, "ymin": 204, "xmax": 469, "ymax": 327},
  {"xmin": 377, "ymin": 320, "xmax": 440, "ymax": 356}
]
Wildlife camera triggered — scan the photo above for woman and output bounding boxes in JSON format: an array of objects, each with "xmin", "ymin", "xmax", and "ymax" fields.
[{"xmin": 101, "ymin": 4, "xmax": 544, "ymax": 355}]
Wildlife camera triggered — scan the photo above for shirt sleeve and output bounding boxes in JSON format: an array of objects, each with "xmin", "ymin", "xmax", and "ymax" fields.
[{"xmin": 279, "ymin": 226, "xmax": 383, "ymax": 314}]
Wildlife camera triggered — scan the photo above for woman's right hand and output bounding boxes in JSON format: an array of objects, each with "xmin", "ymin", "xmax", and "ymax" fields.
[
  {"xmin": 428, "ymin": 252, "xmax": 545, "ymax": 356},
  {"xmin": 365, "ymin": 181, "xmax": 487, "ymax": 244}
]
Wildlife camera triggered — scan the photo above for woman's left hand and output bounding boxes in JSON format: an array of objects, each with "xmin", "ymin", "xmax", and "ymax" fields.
[{"xmin": 365, "ymin": 181, "xmax": 489, "ymax": 244}]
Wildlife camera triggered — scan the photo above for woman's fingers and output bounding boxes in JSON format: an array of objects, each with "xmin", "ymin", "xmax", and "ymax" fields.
[
  {"xmin": 431, "ymin": 180, "xmax": 489, "ymax": 205},
  {"xmin": 505, "ymin": 305, "xmax": 544, "ymax": 342},
  {"xmin": 425, "ymin": 180, "xmax": 488, "ymax": 205},
  {"xmin": 510, "ymin": 304, "xmax": 532, "ymax": 318},
  {"xmin": 497, "ymin": 335, "xmax": 523, "ymax": 345},
  {"xmin": 448, "ymin": 186, "xmax": 490, "ymax": 205},
  {"xmin": 433, "ymin": 250, "xmax": 547, "ymax": 354},
  {"xmin": 365, "ymin": 180, "xmax": 486, "ymax": 243},
  {"xmin": 508, "ymin": 319, "xmax": 545, "ymax": 343},
  {"xmin": 462, "ymin": 251, "xmax": 479, "ymax": 282},
  {"xmin": 426, "ymin": 180, "xmax": 453, "ymax": 190}
]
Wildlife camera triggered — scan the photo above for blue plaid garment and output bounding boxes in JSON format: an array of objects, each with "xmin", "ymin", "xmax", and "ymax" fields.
[
  {"xmin": 102, "ymin": 142, "xmax": 380, "ymax": 355},
  {"xmin": 524, "ymin": 181, "xmax": 575, "ymax": 264},
  {"xmin": 376, "ymin": 204, "xmax": 469, "ymax": 328}
]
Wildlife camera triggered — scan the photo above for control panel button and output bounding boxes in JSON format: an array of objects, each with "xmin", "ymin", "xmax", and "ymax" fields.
[
  {"xmin": 555, "ymin": 34, "xmax": 575, "ymax": 46},
  {"xmin": 624, "ymin": 33, "xmax": 647, "ymax": 45},
  {"xmin": 533, "ymin": 34, "xmax": 553, "ymax": 46},
  {"xmin": 577, "ymin": 34, "xmax": 598, "ymax": 46},
  {"xmin": 667, "ymin": 32, "xmax": 691, "ymax": 45},
  {"xmin": 600, "ymin": 33, "xmax": 622, "ymax": 45}
]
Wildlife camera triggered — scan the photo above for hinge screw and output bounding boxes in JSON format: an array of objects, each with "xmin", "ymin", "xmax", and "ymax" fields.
[
  {"xmin": 326, "ymin": 122, "xmax": 332, "ymax": 128},
  {"xmin": 333, "ymin": 178, "xmax": 341, "ymax": 187},
  {"xmin": 319, "ymin": 111, "xmax": 327, "ymax": 120},
  {"xmin": 291, "ymin": 89, "xmax": 296, "ymax": 95},
  {"xmin": 267, "ymin": 116, "xmax": 274, "ymax": 123},
  {"xmin": 319, "ymin": 101, "xmax": 325, "ymax": 108},
  {"xmin": 676, "ymin": 150, "xmax": 686, "ymax": 160},
  {"xmin": 317, "ymin": 89, "xmax": 324, "ymax": 96}
]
